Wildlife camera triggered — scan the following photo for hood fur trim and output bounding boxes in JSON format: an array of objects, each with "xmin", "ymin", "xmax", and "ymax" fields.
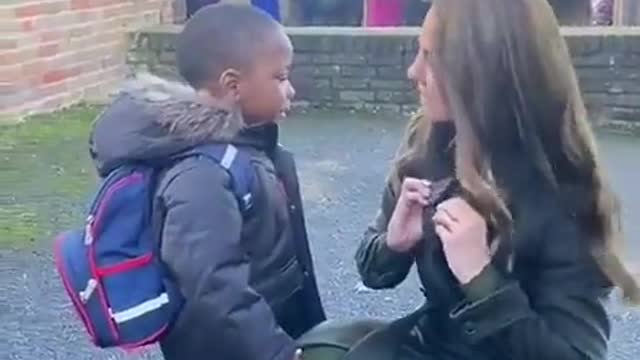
[{"xmin": 120, "ymin": 73, "xmax": 244, "ymax": 142}]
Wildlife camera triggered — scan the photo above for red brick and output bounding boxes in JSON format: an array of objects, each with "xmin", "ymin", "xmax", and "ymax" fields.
[
  {"xmin": 41, "ymin": 65, "xmax": 83, "ymax": 85},
  {"xmin": 15, "ymin": 1, "xmax": 68, "ymax": 18},
  {"xmin": 71, "ymin": 0, "xmax": 122, "ymax": 10},
  {"xmin": 75, "ymin": 10, "xmax": 99, "ymax": 24},
  {"xmin": 68, "ymin": 24, "xmax": 94, "ymax": 39},
  {"xmin": 41, "ymin": 30, "xmax": 66, "ymax": 43},
  {"xmin": 39, "ymin": 81, "xmax": 68, "ymax": 98},
  {"xmin": 71, "ymin": 30, "xmax": 123, "ymax": 51},
  {"xmin": 15, "ymin": 4, "xmax": 41, "ymax": 18},
  {"xmin": 69, "ymin": 65, "xmax": 83, "ymax": 77},
  {"xmin": 21, "ymin": 61, "xmax": 45, "ymax": 78},
  {"xmin": 38, "ymin": 43, "xmax": 60, "ymax": 57},
  {"xmin": 141, "ymin": 0, "xmax": 162, "ymax": 12},
  {"xmin": 0, "ymin": 65, "xmax": 22, "ymax": 83},
  {"xmin": 0, "ymin": 51, "xmax": 18, "ymax": 67},
  {"xmin": 103, "ymin": 4, "xmax": 133, "ymax": 18},
  {"xmin": 22, "ymin": 20, "xmax": 34, "ymax": 32},
  {"xmin": 0, "ymin": 38, "xmax": 19, "ymax": 50},
  {"xmin": 42, "ymin": 70, "xmax": 69, "ymax": 84},
  {"xmin": 105, "ymin": 0, "xmax": 124, "ymax": 7},
  {"xmin": 71, "ymin": 0, "xmax": 91, "ymax": 10},
  {"xmin": 32, "ymin": 13, "xmax": 82, "ymax": 32},
  {"xmin": 0, "ymin": 47, "xmax": 36, "ymax": 67}
]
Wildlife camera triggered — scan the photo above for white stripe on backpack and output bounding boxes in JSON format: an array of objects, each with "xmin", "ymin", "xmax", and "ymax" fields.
[
  {"xmin": 220, "ymin": 145, "xmax": 238, "ymax": 169},
  {"xmin": 110, "ymin": 293, "xmax": 170, "ymax": 324}
]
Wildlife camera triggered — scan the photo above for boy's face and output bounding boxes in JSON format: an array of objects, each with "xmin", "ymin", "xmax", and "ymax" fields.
[{"xmin": 237, "ymin": 29, "xmax": 295, "ymax": 124}]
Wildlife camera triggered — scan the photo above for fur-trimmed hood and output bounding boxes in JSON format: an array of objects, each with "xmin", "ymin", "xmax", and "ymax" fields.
[{"xmin": 89, "ymin": 73, "xmax": 244, "ymax": 176}]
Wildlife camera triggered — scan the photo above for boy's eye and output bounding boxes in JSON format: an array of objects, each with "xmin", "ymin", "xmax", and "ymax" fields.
[{"xmin": 276, "ymin": 74, "xmax": 289, "ymax": 81}]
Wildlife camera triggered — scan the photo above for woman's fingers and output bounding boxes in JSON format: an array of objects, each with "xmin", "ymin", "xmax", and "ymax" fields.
[
  {"xmin": 404, "ymin": 190, "xmax": 429, "ymax": 206},
  {"xmin": 434, "ymin": 223, "xmax": 452, "ymax": 240},
  {"xmin": 435, "ymin": 203, "xmax": 460, "ymax": 223},
  {"xmin": 402, "ymin": 177, "xmax": 431, "ymax": 201},
  {"xmin": 432, "ymin": 208, "xmax": 457, "ymax": 233},
  {"xmin": 403, "ymin": 178, "xmax": 431, "ymax": 192}
]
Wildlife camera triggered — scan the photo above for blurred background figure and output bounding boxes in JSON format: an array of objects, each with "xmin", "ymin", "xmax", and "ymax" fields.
[
  {"xmin": 186, "ymin": 0, "xmax": 221, "ymax": 18},
  {"xmin": 295, "ymin": 0, "xmax": 362, "ymax": 26},
  {"xmin": 181, "ymin": 0, "xmax": 637, "ymax": 26},
  {"xmin": 547, "ymin": 0, "xmax": 592, "ymax": 25},
  {"xmin": 592, "ymin": 0, "xmax": 615, "ymax": 25},
  {"xmin": 404, "ymin": 0, "xmax": 432, "ymax": 26},
  {"xmin": 185, "ymin": 0, "xmax": 280, "ymax": 21},
  {"xmin": 251, "ymin": 0, "xmax": 281, "ymax": 21},
  {"xmin": 363, "ymin": 0, "xmax": 407, "ymax": 27}
]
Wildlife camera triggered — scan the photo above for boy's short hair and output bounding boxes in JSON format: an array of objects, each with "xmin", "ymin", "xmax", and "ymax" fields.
[{"xmin": 176, "ymin": 4, "xmax": 282, "ymax": 90}]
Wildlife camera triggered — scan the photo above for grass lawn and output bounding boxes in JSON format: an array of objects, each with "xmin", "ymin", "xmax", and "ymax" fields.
[{"xmin": 0, "ymin": 105, "xmax": 103, "ymax": 248}]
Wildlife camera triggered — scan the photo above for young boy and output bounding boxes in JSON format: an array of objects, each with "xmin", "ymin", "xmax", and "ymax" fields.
[{"xmin": 89, "ymin": 4, "xmax": 325, "ymax": 359}]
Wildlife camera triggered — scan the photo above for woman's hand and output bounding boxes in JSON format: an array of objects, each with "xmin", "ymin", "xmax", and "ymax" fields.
[
  {"xmin": 432, "ymin": 197, "xmax": 491, "ymax": 284},
  {"xmin": 386, "ymin": 178, "xmax": 431, "ymax": 253}
]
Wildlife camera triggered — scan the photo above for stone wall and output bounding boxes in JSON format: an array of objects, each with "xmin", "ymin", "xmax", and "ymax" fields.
[
  {"xmin": 0, "ymin": 0, "xmax": 173, "ymax": 117},
  {"xmin": 128, "ymin": 26, "xmax": 640, "ymax": 131}
]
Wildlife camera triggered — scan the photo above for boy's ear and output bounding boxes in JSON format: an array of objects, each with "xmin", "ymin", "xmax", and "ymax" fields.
[{"xmin": 219, "ymin": 68, "xmax": 242, "ymax": 100}]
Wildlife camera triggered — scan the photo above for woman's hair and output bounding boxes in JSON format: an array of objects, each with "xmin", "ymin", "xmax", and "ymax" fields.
[{"xmin": 391, "ymin": 0, "xmax": 639, "ymax": 303}]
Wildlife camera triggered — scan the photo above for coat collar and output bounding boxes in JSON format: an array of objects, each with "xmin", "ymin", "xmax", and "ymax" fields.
[{"xmin": 231, "ymin": 122, "xmax": 280, "ymax": 153}]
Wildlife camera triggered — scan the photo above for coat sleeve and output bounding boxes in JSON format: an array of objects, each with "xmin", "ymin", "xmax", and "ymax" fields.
[
  {"xmin": 159, "ymin": 161, "xmax": 297, "ymax": 360},
  {"xmin": 355, "ymin": 182, "xmax": 414, "ymax": 289},
  {"xmin": 449, "ymin": 215, "xmax": 612, "ymax": 360}
]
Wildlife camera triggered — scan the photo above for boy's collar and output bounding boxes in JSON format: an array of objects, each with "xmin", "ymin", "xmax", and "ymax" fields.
[{"xmin": 232, "ymin": 122, "xmax": 279, "ymax": 153}]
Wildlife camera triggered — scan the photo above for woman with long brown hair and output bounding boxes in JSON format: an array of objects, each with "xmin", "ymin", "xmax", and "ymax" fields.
[{"xmin": 354, "ymin": 0, "xmax": 639, "ymax": 359}]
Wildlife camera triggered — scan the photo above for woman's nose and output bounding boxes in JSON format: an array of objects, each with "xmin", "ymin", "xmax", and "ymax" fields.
[{"xmin": 407, "ymin": 60, "xmax": 417, "ymax": 82}]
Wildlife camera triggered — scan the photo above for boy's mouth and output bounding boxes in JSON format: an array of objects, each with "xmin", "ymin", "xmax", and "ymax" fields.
[{"xmin": 280, "ymin": 104, "xmax": 291, "ymax": 117}]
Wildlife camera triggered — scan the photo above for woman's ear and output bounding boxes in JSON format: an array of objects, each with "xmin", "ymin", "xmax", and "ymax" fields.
[{"xmin": 219, "ymin": 68, "xmax": 242, "ymax": 101}]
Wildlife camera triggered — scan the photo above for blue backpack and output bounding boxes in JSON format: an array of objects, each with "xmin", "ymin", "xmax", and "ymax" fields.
[{"xmin": 53, "ymin": 144, "xmax": 254, "ymax": 350}]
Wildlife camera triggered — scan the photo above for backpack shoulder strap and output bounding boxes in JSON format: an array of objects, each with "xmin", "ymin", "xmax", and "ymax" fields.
[{"xmin": 185, "ymin": 144, "xmax": 255, "ymax": 213}]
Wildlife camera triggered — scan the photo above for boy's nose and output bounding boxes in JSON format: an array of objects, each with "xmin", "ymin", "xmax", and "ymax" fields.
[{"xmin": 287, "ymin": 82, "xmax": 296, "ymax": 100}]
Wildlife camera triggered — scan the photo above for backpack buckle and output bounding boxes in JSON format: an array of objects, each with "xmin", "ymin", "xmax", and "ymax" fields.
[
  {"xmin": 84, "ymin": 215, "xmax": 95, "ymax": 245},
  {"xmin": 79, "ymin": 278, "xmax": 98, "ymax": 304}
]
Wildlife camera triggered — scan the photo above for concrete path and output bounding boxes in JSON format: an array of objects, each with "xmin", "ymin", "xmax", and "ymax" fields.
[{"xmin": 1, "ymin": 112, "xmax": 639, "ymax": 359}]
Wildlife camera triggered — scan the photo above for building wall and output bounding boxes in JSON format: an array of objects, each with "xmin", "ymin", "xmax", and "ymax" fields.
[
  {"xmin": 0, "ymin": 0, "xmax": 173, "ymax": 117},
  {"xmin": 129, "ymin": 26, "xmax": 640, "ymax": 133},
  {"xmin": 615, "ymin": 0, "xmax": 640, "ymax": 25}
]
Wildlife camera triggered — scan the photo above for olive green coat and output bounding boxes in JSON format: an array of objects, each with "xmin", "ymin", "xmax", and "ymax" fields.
[{"xmin": 355, "ymin": 124, "xmax": 613, "ymax": 360}]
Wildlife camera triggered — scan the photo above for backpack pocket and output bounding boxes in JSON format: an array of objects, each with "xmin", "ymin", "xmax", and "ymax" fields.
[
  {"xmin": 55, "ymin": 229, "xmax": 105, "ymax": 344},
  {"xmin": 97, "ymin": 254, "xmax": 176, "ymax": 347}
]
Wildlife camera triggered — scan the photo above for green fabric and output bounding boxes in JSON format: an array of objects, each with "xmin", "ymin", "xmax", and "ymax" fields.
[
  {"xmin": 297, "ymin": 318, "xmax": 387, "ymax": 352},
  {"xmin": 301, "ymin": 347, "xmax": 348, "ymax": 360},
  {"xmin": 461, "ymin": 264, "xmax": 507, "ymax": 302}
]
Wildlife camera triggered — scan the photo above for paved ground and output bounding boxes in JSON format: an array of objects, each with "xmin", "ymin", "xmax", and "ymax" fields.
[{"xmin": 1, "ymin": 111, "xmax": 639, "ymax": 359}]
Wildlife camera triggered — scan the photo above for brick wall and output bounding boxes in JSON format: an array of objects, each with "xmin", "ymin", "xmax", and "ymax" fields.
[
  {"xmin": 128, "ymin": 26, "xmax": 640, "ymax": 133},
  {"xmin": 0, "ymin": 0, "xmax": 173, "ymax": 117}
]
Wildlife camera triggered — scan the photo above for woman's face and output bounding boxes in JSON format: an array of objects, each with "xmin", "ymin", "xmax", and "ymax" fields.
[{"xmin": 407, "ymin": 8, "xmax": 450, "ymax": 123}]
